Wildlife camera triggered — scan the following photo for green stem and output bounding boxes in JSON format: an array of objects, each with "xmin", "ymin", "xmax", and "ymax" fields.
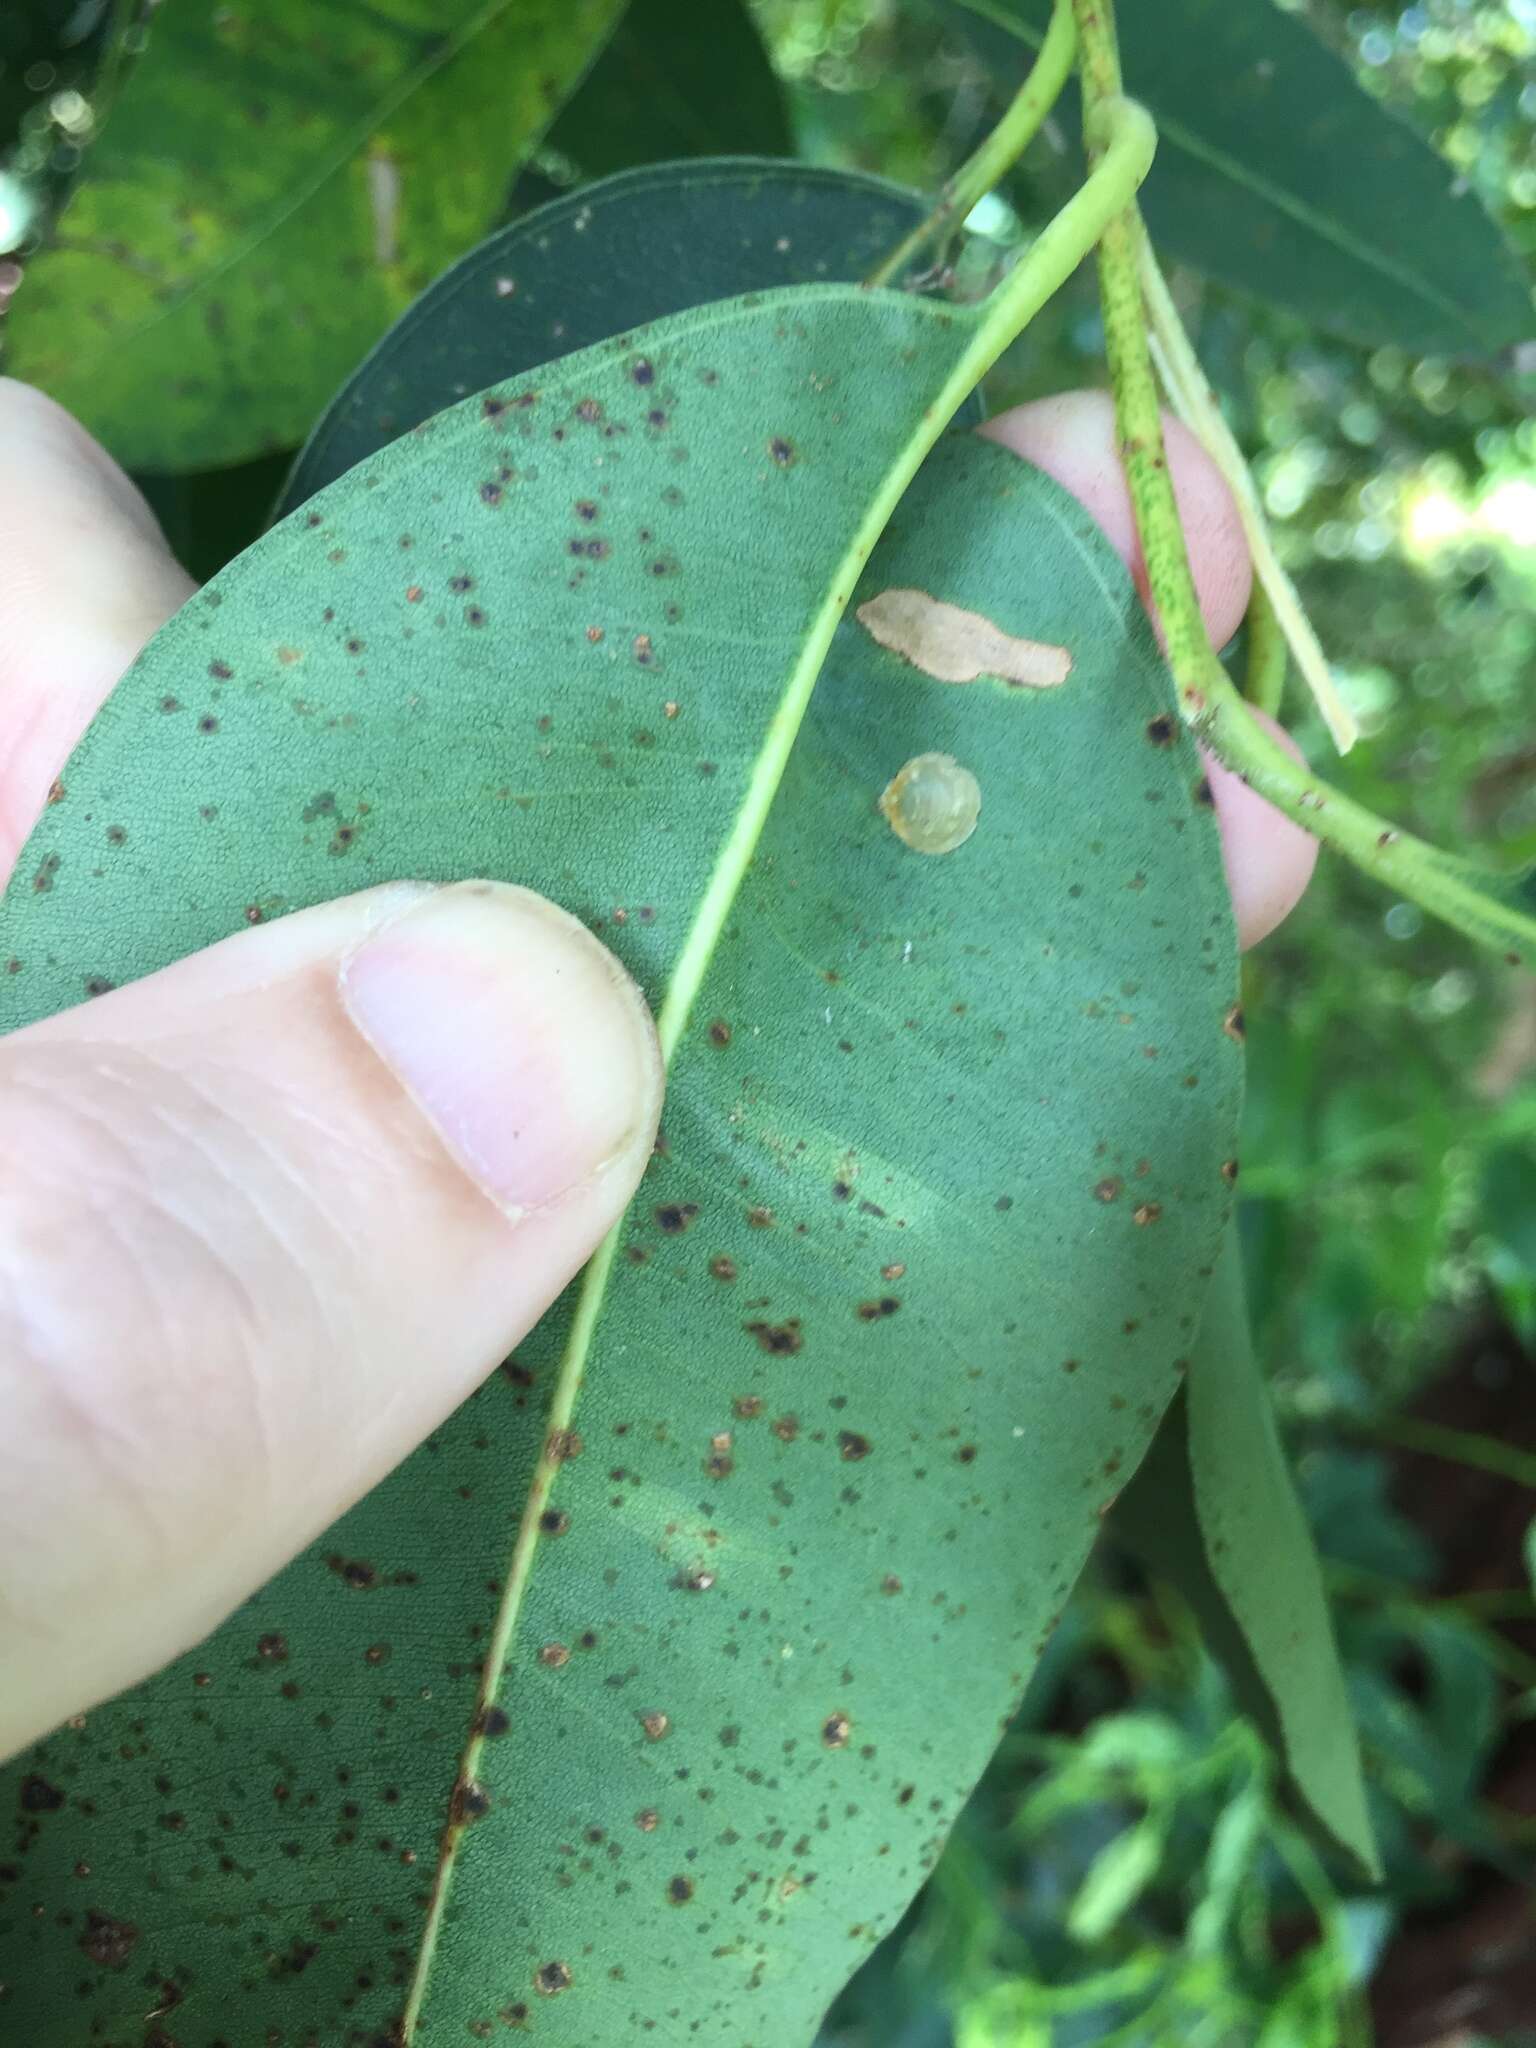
[
  {"xmin": 946, "ymin": 95, "xmax": 1154, "ymax": 398},
  {"xmin": 1138, "ymin": 239, "xmax": 1356, "ymax": 750},
  {"xmin": 1071, "ymin": 0, "xmax": 1536, "ymax": 972},
  {"xmin": 1242, "ymin": 578, "xmax": 1286, "ymax": 717},
  {"xmin": 865, "ymin": 0, "xmax": 1078, "ymax": 289}
]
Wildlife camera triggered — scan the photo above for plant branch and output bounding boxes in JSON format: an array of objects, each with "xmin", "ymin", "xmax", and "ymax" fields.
[
  {"xmin": 865, "ymin": 0, "xmax": 1077, "ymax": 289},
  {"xmin": 1070, "ymin": 0, "xmax": 1536, "ymax": 970},
  {"xmin": 1139, "ymin": 241, "xmax": 1358, "ymax": 750}
]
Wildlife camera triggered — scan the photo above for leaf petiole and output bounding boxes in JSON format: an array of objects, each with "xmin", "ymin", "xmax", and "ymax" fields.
[
  {"xmin": 864, "ymin": 0, "xmax": 1078, "ymax": 290},
  {"xmin": 1071, "ymin": 0, "xmax": 1536, "ymax": 970}
]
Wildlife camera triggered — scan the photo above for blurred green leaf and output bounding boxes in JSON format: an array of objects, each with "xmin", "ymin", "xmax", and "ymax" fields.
[
  {"xmin": 5, "ymin": 0, "xmax": 626, "ymax": 468},
  {"xmin": 1065, "ymin": 1818, "xmax": 1166, "ymax": 1943},
  {"xmin": 543, "ymin": 0, "xmax": 790, "ymax": 178},
  {"xmin": 942, "ymin": 0, "xmax": 1534, "ymax": 353}
]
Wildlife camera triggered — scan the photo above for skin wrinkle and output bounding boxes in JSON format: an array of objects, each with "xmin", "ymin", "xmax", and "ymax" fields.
[{"xmin": 0, "ymin": 1058, "xmax": 292, "ymax": 1520}]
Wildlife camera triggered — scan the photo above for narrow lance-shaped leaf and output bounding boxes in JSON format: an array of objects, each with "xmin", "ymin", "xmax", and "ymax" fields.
[
  {"xmin": 940, "ymin": 0, "xmax": 1534, "ymax": 354},
  {"xmin": 4, "ymin": 0, "xmax": 627, "ymax": 469},
  {"xmin": 0, "ymin": 152, "xmax": 1240, "ymax": 2040},
  {"xmin": 1114, "ymin": 1225, "xmax": 1379, "ymax": 1878}
]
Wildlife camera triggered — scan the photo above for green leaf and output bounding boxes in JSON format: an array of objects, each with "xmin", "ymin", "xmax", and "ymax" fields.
[
  {"xmin": 0, "ymin": 190, "xmax": 1240, "ymax": 2040},
  {"xmin": 941, "ymin": 0, "xmax": 1534, "ymax": 354},
  {"xmin": 541, "ymin": 0, "xmax": 790, "ymax": 180},
  {"xmin": 1114, "ymin": 1227, "xmax": 1380, "ymax": 1879},
  {"xmin": 1065, "ymin": 1819, "xmax": 1166, "ymax": 1945},
  {"xmin": 281, "ymin": 159, "xmax": 945, "ymax": 511},
  {"xmin": 3, "ymin": 0, "xmax": 626, "ymax": 470}
]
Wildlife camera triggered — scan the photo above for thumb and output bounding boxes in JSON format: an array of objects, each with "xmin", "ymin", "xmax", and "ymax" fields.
[{"xmin": 0, "ymin": 878, "xmax": 661, "ymax": 1755}]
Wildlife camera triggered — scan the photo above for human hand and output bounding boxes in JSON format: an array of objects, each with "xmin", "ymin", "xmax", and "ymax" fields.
[{"xmin": 0, "ymin": 378, "xmax": 1314, "ymax": 1758}]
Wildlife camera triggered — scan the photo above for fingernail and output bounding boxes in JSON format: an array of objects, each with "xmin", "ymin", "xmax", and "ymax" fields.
[{"xmin": 339, "ymin": 882, "xmax": 659, "ymax": 1218}]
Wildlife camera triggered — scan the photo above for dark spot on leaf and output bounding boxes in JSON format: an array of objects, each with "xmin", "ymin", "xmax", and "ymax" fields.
[
  {"xmin": 746, "ymin": 1319, "xmax": 801, "ymax": 1355},
  {"xmin": 631, "ymin": 358, "xmax": 655, "ymax": 386},
  {"xmin": 1221, "ymin": 1158, "xmax": 1240, "ymax": 1185},
  {"xmin": 78, "ymin": 1910, "xmax": 139, "ymax": 1968},
  {"xmin": 479, "ymin": 1705, "xmax": 512, "ymax": 1738},
  {"xmin": 18, "ymin": 1775, "xmax": 64, "ymax": 1813},
  {"xmin": 539, "ymin": 1508, "xmax": 570, "ymax": 1536},
  {"xmin": 956, "ymin": 1444, "xmax": 978, "ymax": 1463},
  {"xmin": 710, "ymin": 1256, "xmax": 738, "ymax": 1282},
  {"xmin": 1145, "ymin": 714, "xmax": 1174, "ymax": 745},
  {"xmin": 327, "ymin": 1555, "xmax": 379, "ymax": 1589},
  {"xmin": 769, "ymin": 436, "xmax": 796, "ymax": 465},
  {"xmin": 198, "ymin": 715, "xmax": 219, "ymax": 734},
  {"xmin": 480, "ymin": 482, "xmax": 504, "ymax": 506},
  {"xmin": 1094, "ymin": 1176, "xmax": 1123, "ymax": 1203},
  {"xmin": 256, "ymin": 1633, "xmax": 289, "ymax": 1661},
  {"xmin": 450, "ymin": 1779, "xmax": 491, "ymax": 1824},
  {"xmin": 773, "ymin": 1414, "xmax": 800, "ymax": 1442},
  {"xmin": 666, "ymin": 1874, "xmax": 694, "ymax": 1904},
  {"xmin": 822, "ymin": 1712, "xmax": 851, "ymax": 1749},
  {"xmin": 535, "ymin": 1960, "xmax": 572, "ymax": 1996},
  {"xmin": 1224, "ymin": 1004, "xmax": 1245, "ymax": 1041},
  {"xmin": 208, "ymin": 660, "xmax": 233, "ymax": 680},
  {"xmin": 708, "ymin": 1019, "xmax": 731, "ymax": 1047},
  {"xmin": 838, "ymin": 1431, "xmax": 872, "ymax": 1461},
  {"xmin": 1194, "ymin": 776, "xmax": 1215, "ymax": 807},
  {"xmin": 656, "ymin": 1202, "xmax": 699, "ymax": 1234}
]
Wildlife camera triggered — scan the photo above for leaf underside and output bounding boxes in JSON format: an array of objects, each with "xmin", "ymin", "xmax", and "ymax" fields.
[
  {"xmin": 0, "ymin": 186, "xmax": 1242, "ymax": 2043},
  {"xmin": 281, "ymin": 160, "xmax": 953, "ymax": 512},
  {"xmin": 943, "ymin": 0, "xmax": 1534, "ymax": 354},
  {"xmin": 1115, "ymin": 1231, "xmax": 1380, "ymax": 1879},
  {"xmin": 5, "ymin": 0, "xmax": 626, "ymax": 470}
]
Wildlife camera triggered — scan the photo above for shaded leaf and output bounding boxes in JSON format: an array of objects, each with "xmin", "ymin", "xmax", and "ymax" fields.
[
  {"xmin": 0, "ymin": 197, "xmax": 1241, "ymax": 2041},
  {"xmin": 1115, "ymin": 1228, "xmax": 1379, "ymax": 1878},
  {"xmin": 282, "ymin": 159, "xmax": 950, "ymax": 510},
  {"xmin": 941, "ymin": 0, "xmax": 1533, "ymax": 354},
  {"xmin": 542, "ymin": 0, "xmax": 790, "ymax": 180},
  {"xmin": 4, "ymin": 0, "xmax": 626, "ymax": 468}
]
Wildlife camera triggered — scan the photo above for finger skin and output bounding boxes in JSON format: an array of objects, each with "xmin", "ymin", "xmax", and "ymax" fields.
[
  {"xmin": 979, "ymin": 393, "xmax": 1317, "ymax": 948},
  {"xmin": 0, "ymin": 378, "xmax": 197, "ymax": 877},
  {"xmin": 0, "ymin": 881, "xmax": 662, "ymax": 1756}
]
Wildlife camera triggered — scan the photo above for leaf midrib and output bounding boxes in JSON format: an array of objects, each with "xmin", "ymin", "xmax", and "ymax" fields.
[{"xmin": 393, "ymin": 283, "xmax": 985, "ymax": 2037}]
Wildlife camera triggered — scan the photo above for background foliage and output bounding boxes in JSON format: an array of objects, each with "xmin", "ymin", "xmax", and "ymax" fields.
[{"xmin": 1, "ymin": 3, "xmax": 1533, "ymax": 2043}]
